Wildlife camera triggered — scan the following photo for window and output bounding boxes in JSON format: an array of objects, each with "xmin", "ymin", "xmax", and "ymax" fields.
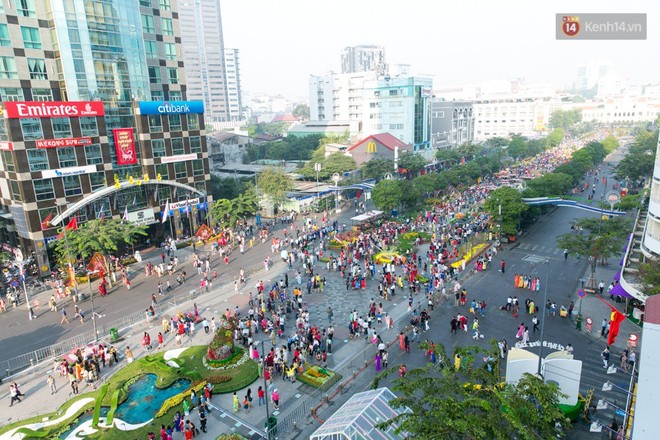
[
  {"xmin": 51, "ymin": 118, "xmax": 72, "ymax": 138},
  {"xmin": 155, "ymin": 164, "xmax": 168, "ymax": 180},
  {"xmin": 171, "ymin": 137, "xmax": 184, "ymax": 154},
  {"xmin": 141, "ymin": 14, "xmax": 155, "ymax": 34},
  {"xmin": 192, "ymin": 159, "xmax": 204, "ymax": 176},
  {"xmin": 168, "ymin": 114, "xmax": 181, "ymax": 131},
  {"xmin": 187, "ymin": 114, "xmax": 199, "ymax": 130},
  {"xmin": 151, "ymin": 91, "xmax": 164, "ymax": 100},
  {"xmin": 63, "ymin": 175, "xmax": 82, "ymax": 196},
  {"xmin": 145, "ymin": 40, "xmax": 158, "ymax": 59},
  {"xmin": 151, "ymin": 139, "xmax": 166, "ymax": 157},
  {"xmin": 79, "ymin": 117, "xmax": 98, "ymax": 136},
  {"xmin": 139, "ymin": 0, "xmax": 151, "ymax": 6},
  {"xmin": 57, "ymin": 147, "xmax": 77, "ymax": 168},
  {"xmin": 0, "ymin": 56, "xmax": 18, "ymax": 79},
  {"xmin": 159, "ymin": 0, "xmax": 171, "ymax": 10},
  {"xmin": 167, "ymin": 67, "xmax": 178, "ymax": 84},
  {"xmin": 389, "ymin": 89, "xmax": 398, "ymax": 96},
  {"xmin": 161, "ymin": 18, "xmax": 173, "ymax": 36},
  {"xmin": 189, "ymin": 136, "xmax": 202, "ymax": 153},
  {"xmin": 14, "ymin": 0, "xmax": 36, "ymax": 17},
  {"xmin": 33, "ymin": 179, "xmax": 55, "ymax": 201},
  {"xmin": 21, "ymin": 26, "xmax": 42, "ymax": 49},
  {"xmin": 164, "ymin": 43, "xmax": 176, "ymax": 60},
  {"xmin": 10, "ymin": 180, "xmax": 22, "ymax": 201},
  {"xmin": 0, "ymin": 120, "xmax": 7, "ymax": 141},
  {"xmin": 148, "ymin": 66, "xmax": 161, "ymax": 83},
  {"xmin": 31, "ymin": 88, "xmax": 52, "ymax": 101},
  {"xmin": 27, "ymin": 149, "xmax": 49, "ymax": 171},
  {"xmin": 89, "ymin": 172, "xmax": 105, "ymax": 191},
  {"xmin": 149, "ymin": 115, "xmax": 162, "ymax": 132},
  {"xmin": 84, "ymin": 144, "xmax": 103, "ymax": 164},
  {"xmin": 0, "ymin": 88, "xmax": 23, "ymax": 101},
  {"xmin": 27, "ymin": 58, "xmax": 47, "ymax": 80},
  {"xmin": 20, "ymin": 118, "xmax": 42, "ymax": 141},
  {"xmin": 0, "ymin": 24, "xmax": 10, "ymax": 47},
  {"xmin": 168, "ymin": 91, "xmax": 181, "ymax": 101},
  {"xmin": 174, "ymin": 162, "xmax": 186, "ymax": 179},
  {"xmin": 3, "ymin": 151, "xmax": 16, "ymax": 172}
]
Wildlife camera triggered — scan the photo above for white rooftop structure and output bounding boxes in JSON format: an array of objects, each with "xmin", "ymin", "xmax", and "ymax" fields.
[{"xmin": 310, "ymin": 388, "xmax": 408, "ymax": 440}]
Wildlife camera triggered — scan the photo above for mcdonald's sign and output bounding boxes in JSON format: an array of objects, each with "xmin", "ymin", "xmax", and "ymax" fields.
[{"xmin": 366, "ymin": 141, "xmax": 377, "ymax": 153}]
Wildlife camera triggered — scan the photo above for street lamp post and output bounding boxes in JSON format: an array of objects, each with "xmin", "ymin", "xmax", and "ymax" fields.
[
  {"xmin": 87, "ymin": 270, "xmax": 99, "ymax": 341},
  {"xmin": 261, "ymin": 340, "xmax": 272, "ymax": 439},
  {"xmin": 332, "ymin": 173, "xmax": 340, "ymax": 212},
  {"xmin": 529, "ymin": 256, "xmax": 551, "ymax": 377},
  {"xmin": 314, "ymin": 163, "xmax": 322, "ymax": 211},
  {"xmin": 498, "ymin": 203, "xmax": 502, "ymax": 248}
]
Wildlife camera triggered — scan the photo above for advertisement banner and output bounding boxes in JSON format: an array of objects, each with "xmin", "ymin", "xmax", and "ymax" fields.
[
  {"xmin": 42, "ymin": 165, "xmax": 97, "ymax": 178},
  {"xmin": 36, "ymin": 137, "xmax": 92, "ymax": 148},
  {"xmin": 138, "ymin": 100, "xmax": 204, "ymax": 115},
  {"xmin": 159, "ymin": 153, "xmax": 198, "ymax": 164},
  {"xmin": 3, "ymin": 101, "xmax": 105, "ymax": 119},
  {"xmin": 113, "ymin": 128, "xmax": 137, "ymax": 165},
  {"xmin": 127, "ymin": 208, "xmax": 157, "ymax": 226},
  {"xmin": 0, "ymin": 141, "xmax": 13, "ymax": 151},
  {"xmin": 170, "ymin": 198, "xmax": 200, "ymax": 209}
]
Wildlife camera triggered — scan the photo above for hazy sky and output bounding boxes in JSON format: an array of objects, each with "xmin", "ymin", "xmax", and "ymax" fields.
[{"xmin": 221, "ymin": 0, "xmax": 659, "ymax": 101}]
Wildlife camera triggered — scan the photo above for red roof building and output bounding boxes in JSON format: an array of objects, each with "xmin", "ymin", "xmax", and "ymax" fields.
[{"xmin": 347, "ymin": 133, "xmax": 412, "ymax": 165}]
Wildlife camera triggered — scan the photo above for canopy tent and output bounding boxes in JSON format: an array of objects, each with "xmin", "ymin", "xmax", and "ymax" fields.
[
  {"xmin": 611, "ymin": 282, "xmax": 634, "ymax": 299},
  {"xmin": 350, "ymin": 210, "xmax": 384, "ymax": 226},
  {"xmin": 310, "ymin": 388, "xmax": 408, "ymax": 440}
]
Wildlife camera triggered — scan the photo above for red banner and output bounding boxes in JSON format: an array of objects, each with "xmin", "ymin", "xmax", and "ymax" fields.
[
  {"xmin": 36, "ymin": 137, "xmax": 92, "ymax": 148},
  {"xmin": 113, "ymin": 128, "xmax": 137, "ymax": 165},
  {"xmin": 0, "ymin": 142, "xmax": 12, "ymax": 151},
  {"xmin": 3, "ymin": 101, "xmax": 105, "ymax": 119}
]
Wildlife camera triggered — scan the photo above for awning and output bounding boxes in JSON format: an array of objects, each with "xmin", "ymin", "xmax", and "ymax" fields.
[
  {"xmin": 611, "ymin": 282, "xmax": 634, "ymax": 299},
  {"xmin": 613, "ymin": 270, "xmax": 621, "ymax": 282}
]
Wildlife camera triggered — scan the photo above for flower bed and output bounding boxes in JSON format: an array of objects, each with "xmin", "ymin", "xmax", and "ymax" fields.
[
  {"xmin": 298, "ymin": 365, "xmax": 340, "ymax": 390},
  {"xmin": 373, "ymin": 251, "xmax": 407, "ymax": 265},
  {"xmin": 203, "ymin": 348, "xmax": 250, "ymax": 371},
  {"xmin": 155, "ymin": 381, "xmax": 205, "ymax": 418},
  {"xmin": 450, "ymin": 243, "xmax": 488, "ymax": 269}
]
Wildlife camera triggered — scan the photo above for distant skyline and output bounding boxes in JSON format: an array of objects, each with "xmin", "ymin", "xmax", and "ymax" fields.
[{"xmin": 221, "ymin": 0, "xmax": 659, "ymax": 102}]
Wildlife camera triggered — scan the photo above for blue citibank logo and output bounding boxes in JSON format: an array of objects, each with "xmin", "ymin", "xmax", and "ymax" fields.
[{"xmin": 138, "ymin": 100, "xmax": 204, "ymax": 115}]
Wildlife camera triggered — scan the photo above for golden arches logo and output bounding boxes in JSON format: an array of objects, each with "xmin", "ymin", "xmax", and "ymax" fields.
[{"xmin": 366, "ymin": 141, "xmax": 377, "ymax": 153}]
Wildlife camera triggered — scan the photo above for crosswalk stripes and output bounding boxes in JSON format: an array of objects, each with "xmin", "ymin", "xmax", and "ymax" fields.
[{"xmin": 515, "ymin": 242, "xmax": 563, "ymax": 256}]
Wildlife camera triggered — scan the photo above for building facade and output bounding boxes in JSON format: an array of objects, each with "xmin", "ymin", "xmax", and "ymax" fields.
[
  {"xmin": 0, "ymin": 0, "xmax": 210, "ymax": 275},
  {"xmin": 178, "ymin": 0, "xmax": 230, "ymax": 122},
  {"xmin": 340, "ymin": 45, "xmax": 387, "ymax": 75},
  {"xmin": 642, "ymin": 134, "xmax": 660, "ymax": 257},
  {"xmin": 472, "ymin": 95, "xmax": 555, "ymax": 141},
  {"xmin": 430, "ymin": 100, "xmax": 475, "ymax": 149},
  {"xmin": 308, "ymin": 71, "xmax": 377, "ymax": 122},
  {"xmin": 361, "ymin": 76, "xmax": 433, "ymax": 156},
  {"xmin": 224, "ymin": 48, "xmax": 243, "ymax": 121}
]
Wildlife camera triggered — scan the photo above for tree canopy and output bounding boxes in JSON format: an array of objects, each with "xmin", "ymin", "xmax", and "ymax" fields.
[
  {"xmin": 256, "ymin": 168, "xmax": 293, "ymax": 206},
  {"xmin": 639, "ymin": 257, "xmax": 660, "ymax": 296},
  {"xmin": 291, "ymin": 103, "xmax": 309, "ymax": 120},
  {"xmin": 615, "ymin": 129, "xmax": 658, "ymax": 181},
  {"xmin": 210, "ymin": 187, "xmax": 258, "ymax": 228},
  {"xmin": 549, "ymin": 109, "xmax": 583, "ymax": 130},
  {"xmin": 378, "ymin": 342, "xmax": 568, "ymax": 440},
  {"xmin": 245, "ymin": 134, "xmax": 322, "ymax": 162},
  {"xmin": 299, "ymin": 148, "xmax": 357, "ymax": 180},
  {"xmin": 485, "ymin": 187, "xmax": 528, "ymax": 236},
  {"xmin": 371, "ymin": 179, "xmax": 404, "ymax": 211},
  {"xmin": 361, "ymin": 158, "xmax": 395, "ymax": 180}
]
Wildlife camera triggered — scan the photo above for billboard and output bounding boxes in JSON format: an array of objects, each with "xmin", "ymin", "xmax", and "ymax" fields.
[
  {"xmin": 0, "ymin": 141, "xmax": 12, "ymax": 151},
  {"xmin": 113, "ymin": 128, "xmax": 137, "ymax": 165},
  {"xmin": 127, "ymin": 208, "xmax": 157, "ymax": 226},
  {"xmin": 42, "ymin": 165, "xmax": 97, "ymax": 178},
  {"xmin": 36, "ymin": 137, "xmax": 92, "ymax": 148},
  {"xmin": 160, "ymin": 153, "xmax": 197, "ymax": 164},
  {"xmin": 3, "ymin": 101, "xmax": 105, "ymax": 119},
  {"xmin": 138, "ymin": 100, "xmax": 204, "ymax": 115}
]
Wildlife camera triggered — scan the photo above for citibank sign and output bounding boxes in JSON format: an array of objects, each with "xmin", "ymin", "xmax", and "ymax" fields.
[
  {"xmin": 138, "ymin": 100, "xmax": 204, "ymax": 115},
  {"xmin": 3, "ymin": 101, "xmax": 105, "ymax": 119}
]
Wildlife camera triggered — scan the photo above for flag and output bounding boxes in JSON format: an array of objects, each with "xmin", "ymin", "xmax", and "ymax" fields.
[
  {"xmin": 122, "ymin": 206, "xmax": 129, "ymax": 221},
  {"xmin": 41, "ymin": 211, "xmax": 54, "ymax": 229},
  {"xmin": 66, "ymin": 217, "xmax": 78, "ymax": 231},
  {"xmin": 132, "ymin": 195, "xmax": 137, "ymax": 207},
  {"xmin": 607, "ymin": 308, "xmax": 626, "ymax": 346},
  {"xmin": 161, "ymin": 199, "xmax": 170, "ymax": 223}
]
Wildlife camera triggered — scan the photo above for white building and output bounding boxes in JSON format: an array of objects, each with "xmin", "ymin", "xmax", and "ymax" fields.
[
  {"xmin": 224, "ymin": 48, "xmax": 243, "ymax": 121},
  {"xmin": 309, "ymin": 71, "xmax": 378, "ymax": 122},
  {"xmin": 178, "ymin": 0, "xmax": 230, "ymax": 122},
  {"xmin": 472, "ymin": 95, "xmax": 555, "ymax": 140},
  {"xmin": 643, "ymin": 133, "xmax": 660, "ymax": 257},
  {"xmin": 565, "ymin": 97, "xmax": 660, "ymax": 125},
  {"xmin": 341, "ymin": 45, "xmax": 387, "ymax": 75}
]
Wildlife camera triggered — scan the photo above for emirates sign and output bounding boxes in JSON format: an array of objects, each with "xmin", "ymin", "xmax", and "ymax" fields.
[{"xmin": 3, "ymin": 101, "xmax": 105, "ymax": 119}]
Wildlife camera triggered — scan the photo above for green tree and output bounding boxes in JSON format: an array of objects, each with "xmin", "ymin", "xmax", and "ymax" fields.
[
  {"xmin": 485, "ymin": 187, "xmax": 528, "ymax": 236},
  {"xmin": 615, "ymin": 130, "xmax": 658, "ymax": 181},
  {"xmin": 398, "ymin": 152, "xmax": 427, "ymax": 175},
  {"xmin": 601, "ymin": 135, "xmax": 619, "ymax": 154},
  {"xmin": 291, "ymin": 103, "xmax": 310, "ymax": 120},
  {"xmin": 371, "ymin": 179, "xmax": 404, "ymax": 211},
  {"xmin": 485, "ymin": 137, "xmax": 510, "ymax": 148},
  {"xmin": 300, "ymin": 149, "xmax": 357, "ymax": 180},
  {"xmin": 211, "ymin": 187, "xmax": 258, "ymax": 228},
  {"xmin": 550, "ymin": 109, "xmax": 582, "ymax": 130},
  {"xmin": 398, "ymin": 179, "xmax": 422, "ymax": 208},
  {"xmin": 256, "ymin": 168, "xmax": 293, "ymax": 208},
  {"xmin": 546, "ymin": 128, "xmax": 565, "ymax": 148},
  {"xmin": 526, "ymin": 173, "xmax": 573, "ymax": 197},
  {"xmin": 507, "ymin": 135, "xmax": 528, "ymax": 158},
  {"xmin": 378, "ymin": 342, "xmax": 568, "ymax": 440},
  {"xmin": 639, "ymin": 257, "xmax": 660, "ymax": 296},
  {"xmin": 208, "ymin": 175, "xmax": 254, "ymax": 201},
  {"xmin": 361, "ymin": 158, "xmax": 395, "ymax": 179}
]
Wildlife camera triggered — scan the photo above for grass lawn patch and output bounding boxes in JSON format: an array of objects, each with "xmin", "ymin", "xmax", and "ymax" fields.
[
  {"xmin": 298, "ymin": 365, "xmax": 341, "ymax": 391},
  {"xmin": 178, "ymin": 345, "xmax": 259, "ymax": 394}
]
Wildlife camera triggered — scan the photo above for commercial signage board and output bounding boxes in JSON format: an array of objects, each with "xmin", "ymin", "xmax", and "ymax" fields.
[
  {"xmin": 138, "ymin": 100, "xmax": 204, "ymax": 115},
  {"xmin": 41, "ymin": 165, "xmax": 97, "ymax": 178},
  {"xmin": 36, "ymin": 137, "xmax": 92, "ymax": 148},
  {"xmin": 421, "ymin": 87, "xmax": 433, "ymax": 97},
  {"xmin": 3, "ymin": 101, "xmax": 105, "ymax": 119},
  {"xmin": 113, "ymin": 128, "xmax": 137, "ymax": 165},
  {"xmin": 160, "ymin": 153, "xmax": 197, "ymax": 164},
  {"xmin": 170, "ymin": 198, "xmax": 200, "ymax": 209},
  {"xmin": 127, "ymin": 208, "xmax": 157, "ymax": 226},
  {"xmin": 0, "ymin": 141, "xmax": 13, "ymax": 150}
]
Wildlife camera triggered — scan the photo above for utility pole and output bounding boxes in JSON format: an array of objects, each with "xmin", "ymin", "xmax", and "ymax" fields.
[
  {"xmin": 314, "ymin": 163, "xmax": 322, "ymax": 210},
  {"xmin": 261, "ymin": 340, "xmax": 272, "ymax": 439}
]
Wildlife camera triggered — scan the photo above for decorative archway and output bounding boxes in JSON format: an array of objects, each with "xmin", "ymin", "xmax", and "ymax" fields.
[{"xmin": 50, "ymin": 180, "xmax": 206, "ymax": 226}]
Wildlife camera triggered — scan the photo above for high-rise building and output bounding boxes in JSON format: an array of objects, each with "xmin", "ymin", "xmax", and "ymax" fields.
[
  {"xmin": 341, "ymin": 45, "xmax": 387, "ymax": 75},
  {"xmin": 224, "ymin": 48, "xmax": 243, "ymax": 121},
  {"xmin": 309, "ymin": 71, "xmax": 378, "ymax": 122},
  {"xmin": 178, "ymin": 0, "xmax": 230, "ymax": 121},
  {"xmin": 0, "ymin": 0, "xmax": 210, "ymax": 275},
  {"xmin": 430, "ymin": 100, "xmax": 475, "ymax": 149},
  {"xmin": 643, "ymin": 134, "xmax": 660, "ymax": 258}
]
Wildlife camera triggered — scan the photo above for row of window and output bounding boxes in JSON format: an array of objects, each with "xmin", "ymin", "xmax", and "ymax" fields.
[
  {"xmin": 11, "ymin": 161, "xmax": 205, "ymax": 202},
  {"xmin": 141, "ymin": 14, "xmax": 174, "ymax": 36},
  {"xmin": 148, "ymin": 65, "xmax": 180, "ymax": 84}
]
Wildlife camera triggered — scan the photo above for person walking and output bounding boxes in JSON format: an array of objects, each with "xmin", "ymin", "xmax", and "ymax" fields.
[
  {"xmin": 532, "ymin": 316, "xmax": 539, "ymax": 333},
  {"xmin": 198, "ymin": 406, "xmax": 208, "ymax": 433},
  {"xmin": 564, "ymin": 249, "xmax": 568, "ymax": 260},
  {"xmin": 599, "ymin": 281, "xmax": 605, "ymax": 296},
  {"xmin": 9, "ymin": 383, "xmax": 22, "ymax": 406},
  {"xmin": 601, "ymin": 318, "xmax": 608, "ymax": 337},
  {"xmin": 47, "ymin": 374, "xmax": 57, "ymax": 394},
  {"xmin": 327, "ymin": 307, "xmax": 333, "ymax": 323},
  {"xmin": 60, "ymin": 308, "xmax": 69, "ymax": 324},
  {"xmin": 602, "ymin": 346, "xmax": 611, "ymax": 368},
  {"xmin": 258, "ymin": 386, "xmax": 265, "ymax": 406},
  {"xmin": 271, "ymin": 389, "xmax": 280, "ymax": 410},
  {"xmin": 500, "ymin": 260, "xmax": 506, "ymax": 275}
]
